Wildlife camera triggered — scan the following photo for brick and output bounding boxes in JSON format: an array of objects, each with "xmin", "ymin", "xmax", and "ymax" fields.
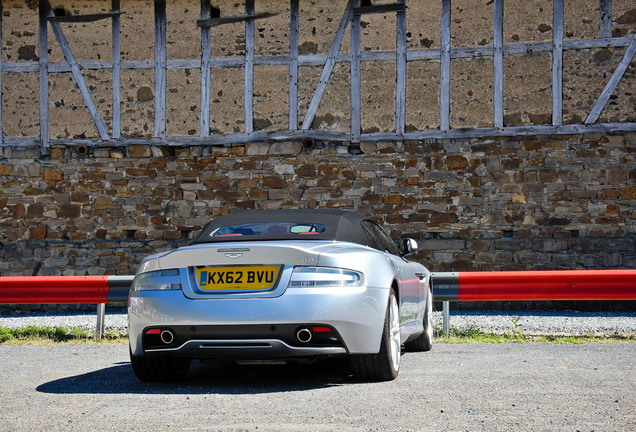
[
  {"xmin": 446, "ymin": 155, "xmax": 468, "ymax": 170},
  {"xmin": 43, "ymin": 169, "xmax": 63, "ymax": 181},
  {"xmin": 386, "ymin": 214, "xmax": 408, "ymax": 224},
  {"xmin": 603, "ymin": 253, "xmax": 622, "ymax": 267},
  {"xmin": 126, "ymin": 168, "xmax": 156, "ymax": 178},
  {"xmin": 429, "ymin": 212, "xmax": 458, "ymax": 224},
  {"xmin": 608, "ymin": 167, "xmax": 626, "ymax": 184},
  {"xmin": 94, "ymin": 198, "xmax": 117, "ymax": 209},
  {"xmin": 85, "ymin": 172, "xmax": 105, "ymax": 181},
  {"xmin": 262, "ymin": 177, "xmax": 286, "ymax": 188},
  {"xmin": 296, "ymin": 164, "xmax": 316, "ymax": 178},
  {"xmin": 501, "ymin": 159, "xmax": 523, "ymax": 170},
  {"xmin": 419, "ymin": 239, "xmax": 466, "ymax": 251},
  {"xmin": 26, "ymin": 204, "xmax": 43, "ymax": 218},
  {"xmin": 538, "ymin": 169, "xmax": 558, "ymax": 182},
  {"xmin": 269, "ymin": 189, "xmax": 290, "ymax": 200},
  {"xmin": 385, "ymin": 195, "xmax": 402, "ymax": 205},
  {"xmin": 129, "ymin": 145, "xmax": 152, "ymax": 158},
  {"xmin": 269, "ymin": 142, "xmax": 301, "ymax": 155},
  {"xmin": 246, "ymin": 142, "xmax": 270, "ymax": 156},
  {"xmin": 214, "ymin": 190, "xmax": 245, "ymax": 202},
  {"xmin": 248, "ymin": 189, "xmax": 268, "ymax": 200},
  {"xmin": 57, "ymin": 205, "xmax": 81, "ymax": 219},
  {"xmin": 0, "ymin": 165, "xmax": 13, "ymax": 175},
  {"xmin": 533, "ymin": 239, "xmax": 567, "ymax": 252},
  {"xmin": 620, "ymin": 186, "xmax": 636, "ymax": 199},
  {"xmin": 361, "ymin": 194, "xmax": 382, "ymax": 204}
]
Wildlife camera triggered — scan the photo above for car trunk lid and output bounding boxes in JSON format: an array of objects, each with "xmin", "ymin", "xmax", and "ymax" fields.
[{"xmin": 156, "ymin": 241, "xmax": 327, "ymax": 299}]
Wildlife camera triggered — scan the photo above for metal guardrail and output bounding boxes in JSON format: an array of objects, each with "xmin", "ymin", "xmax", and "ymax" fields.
[
  {"xmin": 1, "ymin": 271, "xmax": 635, "ymax": 338},
  {"xmin": 431, "ymin": 270, "xmax": 636, "ymax": 301},
  {"xmin": 0, "ymin": 275, "xmax": 133, "ymax": 339},
  {"xmin": 431, "ymin": 270, "xmax": 636, "ymax": 335},
  {"xmin": 0, "ymin": 275, "xmax": 132, "ymax": 304}
]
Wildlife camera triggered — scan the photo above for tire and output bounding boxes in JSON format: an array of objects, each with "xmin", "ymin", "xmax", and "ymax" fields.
[
  {"xmin": 404, "ymin": 288, "xmax": 433, "ymax": 352},
  {"xmin": 129, "ymin": 348, "xmax": 191, "ymax": 382},
  {"xmin": 350, "ymin": 290, "xmax": 401, "ymax": 381}
]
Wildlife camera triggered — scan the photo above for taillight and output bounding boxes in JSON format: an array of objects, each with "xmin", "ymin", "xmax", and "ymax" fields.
[{"xmin": 287, "ymin": 267, "xmax": 364, "ymax": 288}]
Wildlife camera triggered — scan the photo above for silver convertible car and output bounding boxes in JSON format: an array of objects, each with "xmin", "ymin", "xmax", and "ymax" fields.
[{"xmin": 128, "ymin": 209, "xmax": 433, "ymax": 382}]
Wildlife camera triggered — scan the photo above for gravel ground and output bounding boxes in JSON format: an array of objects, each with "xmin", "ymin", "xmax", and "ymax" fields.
[
  {"xmin": 3, "ymin": 343, "xmax": 635, "ymax": 431},
  {"xmin": 1, "ymin": 309, "xmax": 636, "ymax": 336}
]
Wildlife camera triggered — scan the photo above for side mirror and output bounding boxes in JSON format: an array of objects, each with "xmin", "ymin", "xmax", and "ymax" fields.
[{"xmin": 401, "ymin": 238, "xmax": 419, "ymax": 257}]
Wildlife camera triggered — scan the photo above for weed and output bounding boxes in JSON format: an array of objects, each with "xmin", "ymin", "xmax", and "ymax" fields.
[
  {"xmin": 0, "ymin": 325, "xmax": 128, "ymax": 344},
  {"xmin": 437, "ymin": 329, "xmax": 635, "ymax": 344},
  {"xmin": 451, "ymin": 326, "xmax": 484, "ymax": 339},
  {"xmin": 0, "ymin": 327, "xmax": 12, "ymax": 343},
  {"xmin": 510, "ymin": 315, "xmax": 523, "ymax": 337}
]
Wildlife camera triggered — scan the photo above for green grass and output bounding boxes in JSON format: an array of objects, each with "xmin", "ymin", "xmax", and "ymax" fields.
[
  {"xmin": 435, "ymin": 326, "xmax": 636, "ymax": 344},
  {"xmin": 0, "ymin": 325, "xmax": 127, "ymax": 345},
  {"xmin": 1, "ymin": 324, "xmax": 634, "ymax": 346}
]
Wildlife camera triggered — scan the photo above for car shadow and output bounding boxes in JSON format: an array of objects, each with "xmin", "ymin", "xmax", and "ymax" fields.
[{"xmin": 36, "ymin": 358, "xmax": 355, "ymax": 395}]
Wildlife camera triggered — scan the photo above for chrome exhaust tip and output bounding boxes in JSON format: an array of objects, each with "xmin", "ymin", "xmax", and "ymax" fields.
[
  {"xmin": 296, "ymin": 328, "xmax": 312, "ymax": 343},
  {"xmin": 160, "ymin": 330, "xmax": 174, "ymax": 345}
]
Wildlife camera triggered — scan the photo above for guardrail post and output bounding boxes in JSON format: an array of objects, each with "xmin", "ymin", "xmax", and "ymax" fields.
[
  {"xmin": 443, "ymin": 301, "xmax": 449, "ymax": 336},
  {"xmin": 96, "ymin": 303, "xmax": 106, "ymax": 340}
]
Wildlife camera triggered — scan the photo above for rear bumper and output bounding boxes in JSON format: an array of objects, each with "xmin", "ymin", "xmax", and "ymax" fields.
[
  {"xmin": 128, "ymin": 285, "xmax": 389, "ymax": 357},
  {"xmin": 139, "ymin": 323, "xmax": 347, "ymax": 359},
  {"xmin": 144, "ymin": 339, "xmax": 347, "ymax": 359}
]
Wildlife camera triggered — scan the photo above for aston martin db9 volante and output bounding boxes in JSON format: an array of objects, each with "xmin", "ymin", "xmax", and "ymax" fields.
[{"xmin": 128, "ymin": 209, "xmax": 433, "ymax": 382}]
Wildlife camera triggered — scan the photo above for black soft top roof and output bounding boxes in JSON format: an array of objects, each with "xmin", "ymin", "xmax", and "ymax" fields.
[{"xmin": 193, "ymin": 209, "xmax": 372, "ymax": 245}]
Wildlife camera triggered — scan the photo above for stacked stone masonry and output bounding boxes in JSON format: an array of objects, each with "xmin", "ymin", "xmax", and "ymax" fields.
[{"xmin": 1, "ymin": 133, "xmax": 635, "ymax": 279}]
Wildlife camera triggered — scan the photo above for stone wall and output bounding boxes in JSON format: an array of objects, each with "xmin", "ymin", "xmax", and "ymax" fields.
[
  {"xmin": 1, "ymin": 0, "xmax": 636, "ymax": 311},
  {"xmin": 2, "ymin": 133, "xmax": 635, "ymax": 276}
]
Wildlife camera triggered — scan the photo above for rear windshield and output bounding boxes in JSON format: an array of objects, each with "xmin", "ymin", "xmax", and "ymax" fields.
[{"xmin": 206, "ymin": 222, "xmax": 326, "ymax": 239}]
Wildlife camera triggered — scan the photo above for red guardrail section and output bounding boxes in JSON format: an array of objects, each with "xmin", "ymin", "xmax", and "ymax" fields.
[
  {"xmin": 456, "ymin": 270, "xmax": 636, "ymax": 301},
  {"xmin": 1, "ymin": 271, "xmax": 635, "ymax": 304},
  {"xmin": 0, "ymin": 276, "xmax": 112, "ymax": 304}
]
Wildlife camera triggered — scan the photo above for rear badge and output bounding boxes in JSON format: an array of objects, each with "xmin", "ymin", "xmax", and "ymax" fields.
[{"xmin": 218, "ymin": 248, "xmax": 250, "ymax": 259}]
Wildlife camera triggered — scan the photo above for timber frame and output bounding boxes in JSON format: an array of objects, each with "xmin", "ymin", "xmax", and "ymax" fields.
[{"xmin": 0, "ymin": 0, "xmax": 635, "ymax": 151}]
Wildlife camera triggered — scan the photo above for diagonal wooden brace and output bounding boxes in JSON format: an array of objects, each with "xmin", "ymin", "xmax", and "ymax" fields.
[{"xmin": 45, "ymin": 3, "xmax": 110, "ymax": 140}]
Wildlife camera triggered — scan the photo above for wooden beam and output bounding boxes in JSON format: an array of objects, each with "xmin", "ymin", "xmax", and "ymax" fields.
[
  {"xmin": 586, "ymin": 34, "xmax": 636, "ymax": 124},
  {"xmin": 200, "ymin": 0, "xmax": 212, "ymax": 137},
  {"xmin": 351, "ymin": 0, "xmax": 362, "ymax": 143},
  {"xmin": 353, "ymin": 3, "xmax": 405, "ymax": 15},
  {"xmin": 301, "ymin": 0, "xmax": 354, "ymax": 130},
  {"xmin": 289, "ymin": 0, "xmax": 299, "ymax": 130},
  {"xmin": 39, "ymin": 0, "xmax": 50, "ymax": 151},
  {"xmin": 600, "ymin": 0, "xmax": 612, "ymax": 39},
  {"xmin": 112, "ymin": 0, "xmax": 121, "ymax": 139},
  {"xmin": 3, "ymin": 35, "xmax": 633, "ymax": 74},
  {"xmin": 197, "ymin": 12, "xmax": 276, "ymax": 28},
  {"xmin": 440, "ymin": 0, "xmax": 451, "ymax": 131},
  {"xmin": 395, "ymin": 0, "xmax": 406, "ymax": 136},
  {"xmin": 244, "ymin": 0, "xmax": 255, "ymax": 134},
  {"xmin": 47, "ymin": 12, "xmax": 121, "ymax": 23},
  {"xmin": 493, "ymin": 0, "xmax": 504, "ymax": 128},
  {"xmin": 5, "ymin": 121, "xmax": 636, "ymax": 148},
  {"xmin": 154, "ymin": 0, "xmax": 166, "ymax": 138},
  {"xmin": 48, "ymin": 7, "xmax": 111, "ymax": 140},
  {"xmin": 552, "ymin": 0, "xmax": 564, "ymax": 126}
]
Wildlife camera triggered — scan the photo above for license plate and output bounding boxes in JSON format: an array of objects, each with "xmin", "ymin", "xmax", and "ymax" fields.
[{"xmin": 196, "ymin": 266, "xmax": 281, "ymax": 291}]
